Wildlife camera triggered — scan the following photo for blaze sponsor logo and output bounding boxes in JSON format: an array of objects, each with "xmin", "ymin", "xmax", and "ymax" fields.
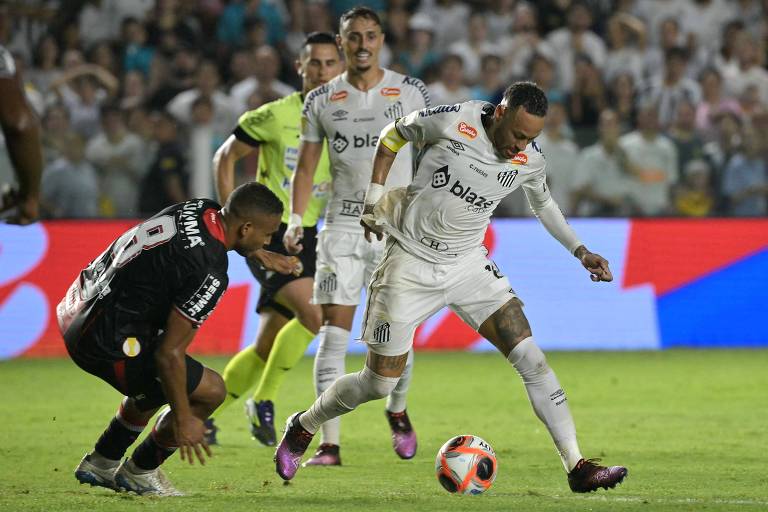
[
  {"xmin": 431, "ymin": 166, "xmax": 450, "ymax": 188},
  {"xmin": 457, "ymin": 122, "xmax": 478, "ymax": 139},
  {"xmin": 331, "ymin": 132, "xmax": 349, "ymax": 152},
  {"xmin": 497, "ymin": 169, "xmax": 518, "ymax": 187},
  {"xmin": 330, "ymin": 91, "xmax": 348, "ymax": 102},
  {"xmin": 381, "ymin": 87, "xmax": 400, "ymax": 97},
  {"xmin": 447, "ymin": 179, "xmax": 495, "ymax": 212},
  {"xmin": 512, "ymin": 152, "xmax": 528, "ymax": 165}
]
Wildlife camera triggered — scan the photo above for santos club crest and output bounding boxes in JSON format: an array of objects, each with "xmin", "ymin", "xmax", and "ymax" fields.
[{"xmin": 497, "ymin": 169, "xmax": 518, "ymax": 187}]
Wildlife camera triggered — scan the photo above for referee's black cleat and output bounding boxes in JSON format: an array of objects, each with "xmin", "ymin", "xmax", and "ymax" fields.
[{"xmin": 568, "ymin": 458, "xmax": 628, "ymax": 493}]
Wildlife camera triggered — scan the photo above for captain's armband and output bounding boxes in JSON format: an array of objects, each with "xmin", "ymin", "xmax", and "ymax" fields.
[{"xmin": 379, "ymin": 121, "xmax": 408, "ymax": 153}]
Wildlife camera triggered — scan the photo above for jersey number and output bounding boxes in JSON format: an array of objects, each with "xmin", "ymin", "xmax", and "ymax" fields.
[
  {"xmin": 113, "ymin": 215, "xmax": 177, "ymax": 268},
  {"xmin": 80, "ymin": 215, "xmax": 177, "ymax": 302}
]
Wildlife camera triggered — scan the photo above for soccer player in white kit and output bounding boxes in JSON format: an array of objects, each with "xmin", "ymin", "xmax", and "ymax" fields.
[
  {"xmin": 275, "ymin": 82, "xmax": 628, "ymax": 492},
  {"xmin": 283, "ymin": 6, "xmax": 430, "ymax": 465}
]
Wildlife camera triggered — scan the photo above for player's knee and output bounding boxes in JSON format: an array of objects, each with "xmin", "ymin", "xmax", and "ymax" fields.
[
  {"xmin": 316, "ymin": 325, "xmax": 349, "ymax": 359},
  {"xmin": 507, "ymin": 337, "xmax": 550, "ymax": 376},
  {"xmin": 358, "ymin": 366, "xmax": 399, "ymax": 400},
  {"xmin": 193, "ymin": 369, "xmax": 227, "ymax": 410},
  {"xmin": 296, "ymin": 304, "xmax": 322, "ymax": 334}
]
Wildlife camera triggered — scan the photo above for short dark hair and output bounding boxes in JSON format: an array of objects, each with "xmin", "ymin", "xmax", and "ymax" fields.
[
  {"xmin": 502, "ymin": 81, "xmax": 548, "ymax": 117},
  {"xmin": 339, "ymin": 6, "xmax": 382, "ymax": 29},
  {"xmin": 299, "ymin": 31, "xmax": 339, "ymax": 59},
  {"xmin": 226, "ymin": 182, "xmax": 283, "ymax": 220}
]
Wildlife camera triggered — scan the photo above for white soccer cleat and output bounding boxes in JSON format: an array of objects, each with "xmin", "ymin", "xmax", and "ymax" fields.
[
  {"xmin": 114, "ymin": 459, "xmax": 184, "ymax": 496},
  {"xmin": 74, "ymin": 453, "xmax": 119, "ymax": 491}
]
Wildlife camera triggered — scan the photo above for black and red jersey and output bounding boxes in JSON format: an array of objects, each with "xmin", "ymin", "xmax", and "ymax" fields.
[{"xmin": 57, "ymin": 199, "xmax": 229, "ymax": 361}]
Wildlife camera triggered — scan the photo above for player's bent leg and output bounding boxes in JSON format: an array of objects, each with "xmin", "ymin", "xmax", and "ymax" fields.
[
  {"xmin": 76, "ymin": 397, "xmax": 157, "ymax": 491},
  {"xmin": 479, "ymin": 299, "xmax": 627, "ymax": 491},
  {"xmin": 275, "ymin": 351, "xmax": 407, "ymax": 480},
  {"xmin": 117, "ymin": 367, "xmax": 222, "ymax": 496}
]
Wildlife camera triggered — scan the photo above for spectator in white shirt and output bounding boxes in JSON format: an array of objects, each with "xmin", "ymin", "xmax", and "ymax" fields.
[
  {"xmin": 167, "ymin": 59, "xmax": 237, "ymax": 135},
  {"xmin": 229, "ymin": 45, "xmax": 295, "ymax": 115},
  {"xmin": 428, "ymin": 54, "xmax": 471, "ymax": 106},
  {"xmin": 545, "ymin": 2, "xmax": 607, "ymax": 92},
  {"xmin": 619, "ymin": 100, "xmax": 679, "ymax": 215},
  {"xmin": 447, "ymin": 11, "xmax": 496, "ymax": 84},
  {"xmin": 85, "ymin": 105, "xmax": 145, "ymax": 217}
]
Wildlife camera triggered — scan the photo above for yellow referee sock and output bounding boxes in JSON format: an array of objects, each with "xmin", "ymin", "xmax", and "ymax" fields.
[
  {"xmin": 211, "ymin": 346, "xmax": 265, "ymax": 419},
  {"xmin": 252, "ymin": 318, "xmax": 315, "ymax": 402}
]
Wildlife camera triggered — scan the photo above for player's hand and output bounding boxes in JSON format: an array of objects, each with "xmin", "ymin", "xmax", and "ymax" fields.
[
  {"xmin": 360, "ymin": 204, "xmax": 383, "ymax": 243},
  {"xmin": 174, "ymin": 415, "xmax": 212, "ymax": 466},
  {"xmin": 250, "ymin": 249, "xmax": 302, "ymax": 276},
  {"xmin": 283, "ymin": 223, "xmax": 304, "ymax": 254},
  {"xmin": 578, "ymin": 250, "xmax": 613, "ymax": 282}
]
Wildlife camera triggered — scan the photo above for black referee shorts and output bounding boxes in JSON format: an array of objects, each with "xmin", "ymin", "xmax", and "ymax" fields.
[{"xmin": 246, "ymin": 222, "xmax": 317, "ymax": 319}]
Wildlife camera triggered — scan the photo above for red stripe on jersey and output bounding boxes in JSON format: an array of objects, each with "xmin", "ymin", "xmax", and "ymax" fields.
[
  {"xmin": 203, "ymin": 208, "xmax": 226, "ymax": 245},
  {"xmin": 113, "ymin": 359, "xmax": 127, "ymax": 392}
]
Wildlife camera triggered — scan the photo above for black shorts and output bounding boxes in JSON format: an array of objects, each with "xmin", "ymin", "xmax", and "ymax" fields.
[
  {"xmin": 247, "ymin": 222, "xmax": 317, "ymax": 318},
  {"xmin": 65, "ymin": 333, "xmax": 204, "ymax": 412}
]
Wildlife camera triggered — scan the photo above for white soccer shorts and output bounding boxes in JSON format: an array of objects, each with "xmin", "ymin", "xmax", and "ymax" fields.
[
  {"xmin": 312, "ymin": 230, "xmax": 385, "ymax": 306},
  {"xmin": 361, "ymin": 240, "xmax": 517, "ymax": 356}
]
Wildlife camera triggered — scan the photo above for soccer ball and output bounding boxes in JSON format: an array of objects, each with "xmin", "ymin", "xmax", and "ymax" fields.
[{"xmin": 435, "ymin": 435, "xmax": 497, "ymax": 495}]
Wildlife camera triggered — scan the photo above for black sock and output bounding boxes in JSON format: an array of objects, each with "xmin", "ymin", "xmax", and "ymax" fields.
[
  {"xmin": 94, "ymin": 416, "xmax": 145, "ymax": 460},
  {"xmin": 131, "ymin": 432, "xmax": 177, "ymax": 471}
]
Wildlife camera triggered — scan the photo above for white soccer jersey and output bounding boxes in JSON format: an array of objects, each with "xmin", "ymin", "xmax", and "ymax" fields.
[
  {"xmin": 373, "ymin": 101, "xmax": 557, "ymax": 264},
  {"xmin": 301, "ymin": 69, "xmax": 430, "ymax": 232}
]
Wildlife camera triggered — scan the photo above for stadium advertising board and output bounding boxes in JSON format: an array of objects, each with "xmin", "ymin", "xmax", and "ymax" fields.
[{"xmin": 1, "ymin": 218, "xmax": 766, "ymax": 359}]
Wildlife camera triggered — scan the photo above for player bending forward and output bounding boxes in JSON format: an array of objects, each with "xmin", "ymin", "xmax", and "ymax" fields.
[
  {"xmin": 275, "ymin": 82, "xmax": 628, "ymax": 492},
  {"xmin": 58, "ymin": 183, "xmax": 295, "ymax": 496}
]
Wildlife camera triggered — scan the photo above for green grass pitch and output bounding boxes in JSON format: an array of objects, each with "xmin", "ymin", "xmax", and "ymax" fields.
[{"xmin": 1, "ymin": 350, "xmax": 767, "ymax": 511}]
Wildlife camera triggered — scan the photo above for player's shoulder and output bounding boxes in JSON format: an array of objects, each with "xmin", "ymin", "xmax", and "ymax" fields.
[
  {"xmin": 170, "ymin": 199, "xmax": 228, "ymax": 260},
  {"xmin": 239, "ymin": 97, "xmax": 283, "ymax": 126},
  {"xmin": 391, "ymin": 70, "xmax": 431, "ymax": 106},
  {"xmin": 520, "ymin": 139, "xmax": 546, "ymax": 171}
]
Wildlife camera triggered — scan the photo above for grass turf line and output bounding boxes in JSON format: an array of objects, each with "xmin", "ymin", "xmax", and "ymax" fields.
[{"xmin": 1, "ymin": 350, "xmax": 766, "ymax": 511}]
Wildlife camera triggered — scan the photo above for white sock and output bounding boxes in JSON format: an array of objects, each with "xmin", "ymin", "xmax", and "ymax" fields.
[
  {"xmin": 312, "ymin": 325, "xmax": 349, "ymax": 445},
  {"xmin": 300, "ymin": 366, "xmax": 400, "ymax": 434},
  {"xmin": 386, "ymin": 347, "xmax": 414, "ymax": 413},
  {"xmin": 508, "ymin": 337, "xmax": 583, "ymax": 472}
]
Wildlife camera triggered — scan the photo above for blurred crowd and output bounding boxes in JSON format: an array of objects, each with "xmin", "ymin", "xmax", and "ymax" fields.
[{"xmin": 1, "ymin": 0, "xmax": 767, "ymax": 219}]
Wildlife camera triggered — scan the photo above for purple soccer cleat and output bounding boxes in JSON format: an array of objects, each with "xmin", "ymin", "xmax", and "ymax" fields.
[
  {"xmin": 274, "ymin": 412, "xmax": 314, "ymax": 480},
  {"xmin": 386, "ymin": 409, "xmax": 417, "ymax": 459},
  {"xmin": 302, "ymin": 443, "xmax": 341, "ymax": 467},
  {"xmin": 568, "ymin": 458, "xmax": 628, "ymax": 493}
]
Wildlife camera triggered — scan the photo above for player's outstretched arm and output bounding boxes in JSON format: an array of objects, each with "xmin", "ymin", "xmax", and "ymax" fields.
[
  {"xmin": 285, "ymin": 140, "xmax": 322, "ymax": 254},
  {"xmin": 524, "ymin": 179, "xmax": 612, "ymax": 282},
  {"xmin": 213, "ymin": 135, "xmax": 255, "ymax": 204},
  {"xmin": 155, "ymin": 309, "xmax": 212, "ymax": 465}
]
